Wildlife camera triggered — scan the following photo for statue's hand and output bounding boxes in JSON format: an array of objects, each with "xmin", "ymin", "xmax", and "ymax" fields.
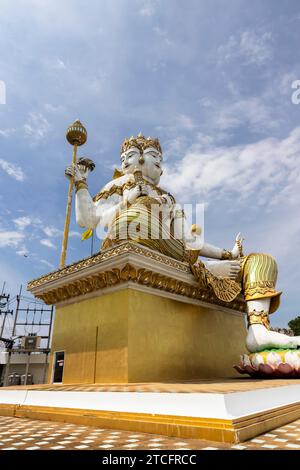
[
  {"xmin": 140, "ymin": 184, "xmax": 150, "ymax": 196},
  {"xmin": 126, "ymin": 186, "xmax": 141, "ymax": 204},
  {"xmin": 65, "ymin": 164, "xmax": 86, "ymax": 182},
  {"xmin": 126, "ymin": 184, "xmax": 150, "ymax": 204},
  {"xmin": 231, "ymin": 232, "xmax": 244, "ymax": 259},
  {"xmin": 207, "ymin": 260, "xmax": 241, "ymax": 279}
]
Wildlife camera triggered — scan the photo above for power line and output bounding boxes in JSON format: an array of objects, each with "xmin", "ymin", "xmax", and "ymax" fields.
[{"xmin": 19, "ymin": 295, "xmax": 46, "ymax": 305}]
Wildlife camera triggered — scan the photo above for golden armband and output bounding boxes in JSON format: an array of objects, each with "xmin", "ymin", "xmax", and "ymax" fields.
[
  {"xmin": 247, "ymin": 309, "xmax": 270, "ymax": 330},
  {"xmin": 75, "ymin": 180, "xmax": 88, "ymax": 192},
  {"xmin": 221, "ymin": 249, "xmax": 233, "ymax": 260}
]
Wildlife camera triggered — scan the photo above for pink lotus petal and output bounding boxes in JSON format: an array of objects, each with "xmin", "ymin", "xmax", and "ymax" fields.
[
  {"xmin": 258, "ymin": 363, "xmax": 275, "ymax": 375},
  {"xmin": 277, "ymin": 363, "xmax": 294, "ymax": 375},
  {"xmin": 234, "ymin": 356, "xmax": 300, "ymax": 378},
  {"xmin": 244, "ymin": 365, "xmax": 257, "ymax": 375},
  {"xmin": 233, "ymin": 365, "xmax": 247, "ymax": 374}
]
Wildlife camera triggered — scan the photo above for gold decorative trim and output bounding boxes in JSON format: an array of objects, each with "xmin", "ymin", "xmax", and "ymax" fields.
[
  {"xmin": 191, "ymin": 261, "xmax": 242, "ymax": 304},
  {"xmin": 93, "ymin": 184, "xmax": 125, "ymax": 202},
  {"xmin": 247, "ymin": 309, "xmax": 270, "ymax": 330},
  {"xmin": 29, "ymin": 279, "xmax": 245, "ymax": 313},
  {"xmin": 28, "ymin": 243, "xmax": 191, "ymax": 290},
  {"xmin": 93, "ymin": 178, "xmax": 171, "ymax": 203},
  {"xmin": 221, "ymin": 249, "xmax": 233, "ymax": 260},
  {"xmin": 245, "ymin": 281, "xmax": 276, "ymax": 298},
  {"xmin": 29, "ymin": 263, "xmax": 195, "ymax": 305},
  {"xmin": 75, "ymin": 180, "xmax": 88, "ymax": 192},
  {"xmin": 121, "ymin": 134, "xmax": 162, "ymax": 155},
  {"xmin": 27, "ymin": 243, "xmax": 246, "ymax": 310}
]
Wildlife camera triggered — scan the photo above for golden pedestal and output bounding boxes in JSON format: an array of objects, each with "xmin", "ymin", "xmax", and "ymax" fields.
[{"xmin": 28, "ymin": 242, "xmax": 247, "ymax": 384}]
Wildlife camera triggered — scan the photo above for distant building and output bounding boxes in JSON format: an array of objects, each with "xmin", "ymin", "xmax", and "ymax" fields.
[{"xmin": 0, "ymin": 347, "xmax": 49, "ymax": 386}]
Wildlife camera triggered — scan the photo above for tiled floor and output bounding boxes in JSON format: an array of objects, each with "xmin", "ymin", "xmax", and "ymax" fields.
[
  {"xmin": 3, "ymin": 378, "xmax": 300, "ymax": 394},
  {"xmin": 0, "ymin": 416, "xmax": 300, "ymax": 450}
]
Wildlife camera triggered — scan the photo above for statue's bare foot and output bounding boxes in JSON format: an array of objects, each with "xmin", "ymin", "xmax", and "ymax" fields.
[{"xmin": 246, "ymin": 324, "xmax": 300, "ymax": 353}]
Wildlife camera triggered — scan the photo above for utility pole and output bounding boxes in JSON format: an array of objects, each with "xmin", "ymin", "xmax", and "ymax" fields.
[
  {"xmin": 11, "ymin": 285, "xmax": 22, "ymax": 337},
  {"xmin": 1, "ymin": 282, "xmax": 5, "ymax": 295},
  {"xmin": 0, "ymin": 310, "xmax": 13, "ymax": 337},
  {"xmin": 2, "ymin": 284, "xmax": 20, "ymax": 387},
  {"xmin": 0, "ymin": 287, "xmax": 13, "ymax": 337}
]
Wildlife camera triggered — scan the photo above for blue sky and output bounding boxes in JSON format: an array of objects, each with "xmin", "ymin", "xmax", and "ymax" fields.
[{"xmin": 0, "ymin": 0, "xmax": 300, "ymax": 326}]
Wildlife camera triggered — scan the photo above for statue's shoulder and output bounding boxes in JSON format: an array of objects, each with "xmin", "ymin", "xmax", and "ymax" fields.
[{"xmin": 93, "ymin": 174, "xmax": 133, "ymax": 202}]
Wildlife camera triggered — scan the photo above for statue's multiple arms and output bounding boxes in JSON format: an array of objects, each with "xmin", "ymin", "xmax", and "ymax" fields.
[
  {"xmin": 99, "ymin": 185, "xmax": 147, "ymax": 227},
  {"xmin": 65, "ymin": 164, "xmax": 149, "ymax": 230},
  {"xmin": 65, "ymin": 164, "xmax": 100, "ymax": 228},
  {"xmin": 200, "ymin": 233, "xmax": 244, "ymax": 279},
  {"xmin": 200, "ymin": 232, "xmax": 244, "ymax": 260}
]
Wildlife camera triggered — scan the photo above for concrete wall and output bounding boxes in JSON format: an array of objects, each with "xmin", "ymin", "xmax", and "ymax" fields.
[
  {"xmin": 0, "ymin": 353, "xmax": 49, "ymax": 386},
  {"xmin": 0, "ymin": 364, "xmax": 48, "ymax": 385}
]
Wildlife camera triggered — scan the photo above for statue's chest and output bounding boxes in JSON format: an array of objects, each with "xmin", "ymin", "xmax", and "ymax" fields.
[{"xmin": 147, "ymin": 185, "xmax": 163, "ymax": 198}]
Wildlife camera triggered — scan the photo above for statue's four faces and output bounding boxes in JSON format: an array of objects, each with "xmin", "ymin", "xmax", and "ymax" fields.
[
  {"xmin": 121, "ymin": 146, "xmax": 140, "ymax": 174},
  {"xmin": 121, "ymin": 146, "xmax": 163, "ymax": 185}
]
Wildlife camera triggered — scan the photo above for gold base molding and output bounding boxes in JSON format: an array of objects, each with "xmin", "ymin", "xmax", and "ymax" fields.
[
  {"xmin": 27, "ymin": 242, "xmax": 245, "ymax": 311},
  {"xmin": 1, "ymin": 401, "xmax": 300, "ymax": 443}
]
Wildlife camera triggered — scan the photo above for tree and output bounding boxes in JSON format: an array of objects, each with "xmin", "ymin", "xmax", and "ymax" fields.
[{"xmin": 288, "ymin": 316, "xmax": 300, "ymax": 336}]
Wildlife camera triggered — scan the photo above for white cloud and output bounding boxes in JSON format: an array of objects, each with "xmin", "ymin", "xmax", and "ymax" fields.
[
  {"xmin": 174, "ymin": 114, "xmax": 196, "ymax": 131},
  {"xmin": 218, "ymin": 30, "xmax": 273, "ymax": 66},
  {"xmin": 0, "ymin": 159, "xmax": 25, "ymax": 181},
  {"xmin": 48, "ymin": 57, "xmax": 67, "ymax": 70},
  {"xmin": 16, "ymin": 248, "xmax": 29, "ymax": 257},
  {"xmin": 44, "ymin": 103, "xmax": 64, "ymax": 113},
  {"xmin": 0, "ymin": 231, "xmax": 24, "ymax": 248},
  {"xmin": 13, "ymin": 216, "xmax": 32, "ymax": 230},
  {"xmin": 155, "ymin": 113, "xmax": 197, "ymax": 152},
  {"xmin": 153, "ymin": 26, "xmax": 173, "ymax": 46},
  {"xmin": 162, "ymin": 126, "xmax": 300, "ymax": 206},
  {"xmin": 162, "ymin": 136, "xmax": 189, "ymax": 160},
  {"xmin": 43, "ymin": 57, "xmax": 67, "ymax": 71},
  {"xmin": 40, "ymin": 259, "xmax": 55, "ymax": 269},
  {"xmin": 24, "ymin": 112, "xmax": 50, "ymax": 142},
  {"xmin": 40, "ymin": 238, "xmax": 56, "ymax": 249},
  {"xmin": 43, "ymin": 226, "xmax": 62, "ymax": 237},
  {"xmin": 214, "ymin": 97, "xmax": 279, "ymax": 133},
  {"xmin": 138, "ymin": 0, "xmax": 157, "ymax": 17},
  {"xmin": 13, "ymin": 216, "xmax": 43, "ymax": 234},
  {"xmin": 69, "ymin": 231, "xmax": 81, "ymax": 238},
  {"xmin": 0, "ymin": 128, "xmax": 16, "ymax": 138}
]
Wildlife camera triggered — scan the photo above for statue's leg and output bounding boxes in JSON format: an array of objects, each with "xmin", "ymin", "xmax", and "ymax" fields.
[{"xmin": 242, "ymin": 253, "xmax": 300, "ymax": 352}]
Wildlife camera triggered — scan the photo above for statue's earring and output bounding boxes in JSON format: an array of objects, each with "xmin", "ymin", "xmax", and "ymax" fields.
[{"xmin": 160, "ymin": 169, "xmax": 163, "ymax": 175}]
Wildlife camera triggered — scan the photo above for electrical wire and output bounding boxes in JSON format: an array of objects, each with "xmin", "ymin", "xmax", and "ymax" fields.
[
  {"xmin": 0, "ymin": 286, "xmax": 52, "ymax": 345},
  {"xmin": 19, "ymin": 295, "xmax": 45, "ymax": 305}
]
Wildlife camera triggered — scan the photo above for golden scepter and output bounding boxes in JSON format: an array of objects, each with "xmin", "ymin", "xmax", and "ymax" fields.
[{"xmin": 60, "ymin": 120, "xmax": 87, "ymax": 269}]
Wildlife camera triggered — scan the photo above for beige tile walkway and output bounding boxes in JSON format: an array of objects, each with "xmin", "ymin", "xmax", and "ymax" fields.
[{"xmin": 0, "ymin": 416, "xmax": 300, "ymax": 450}]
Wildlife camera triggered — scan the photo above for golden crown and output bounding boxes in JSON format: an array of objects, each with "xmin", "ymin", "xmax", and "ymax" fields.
[{"xmin": 121, "ymin": 132, "xmax": 162, "ymax": 155}]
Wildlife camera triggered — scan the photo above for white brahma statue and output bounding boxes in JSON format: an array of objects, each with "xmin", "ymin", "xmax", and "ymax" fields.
[{"xmin": 65, "ymin": 133, "xmax": 300, "ymax": 375}]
